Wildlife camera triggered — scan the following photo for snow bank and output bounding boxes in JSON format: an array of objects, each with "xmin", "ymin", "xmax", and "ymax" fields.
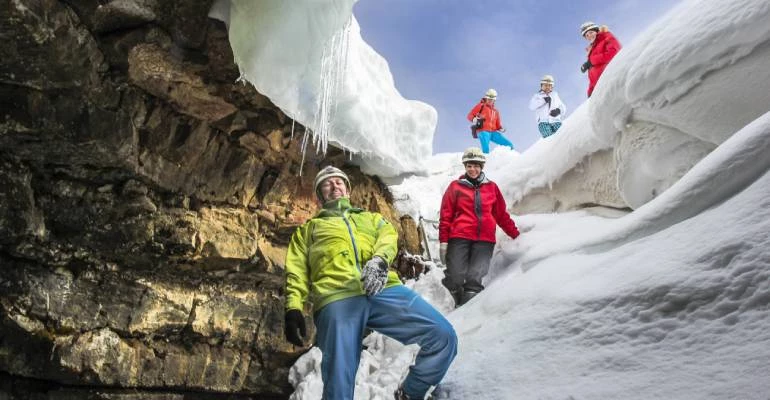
[
  {"xmin": 513, "ymin": 110, "xmax": 770, "ymax": 270},
  {"xmin": 589, "ymin": 0, "xmax": 770, "ymax": 207},
  {"xmin": 450, "ymin": 162, "xmax": 770, "ymax": 398},
  {"xmin": 492, "ymin": 102, "xmax": 625, "ymax": 212}
]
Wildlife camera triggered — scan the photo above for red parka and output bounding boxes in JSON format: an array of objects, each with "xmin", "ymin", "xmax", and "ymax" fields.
[
  {"xmin": 439, "ymin": 175, "xmax": 519, "ymax": 244},
  {"xmin": 466, "ymin": 100, "xmax": 502, "ymax": 132},
  {"xmin": 586, "ymin": 28, "xmax": 621, "ymax": 96}
]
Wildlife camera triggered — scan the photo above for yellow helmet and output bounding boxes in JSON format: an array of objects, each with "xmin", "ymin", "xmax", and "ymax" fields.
[
  {"xmin": 540, "ymin": 75, "xmax": 555, "ymax": 85},
  {"xmin": 484, "ymin": 88, "xmax": 498, "ymax": 99}
]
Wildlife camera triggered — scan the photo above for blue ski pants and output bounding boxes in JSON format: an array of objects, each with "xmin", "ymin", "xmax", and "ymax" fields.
[
  {"xmin": 477, "ymin": 130, "xmax": 514, "ymax": 153},
  {"xmin": 314, "ymin": 285, "xmax": 457, "ymax": 400}
]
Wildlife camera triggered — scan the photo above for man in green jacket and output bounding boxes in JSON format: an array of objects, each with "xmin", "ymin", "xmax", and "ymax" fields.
[{"xmin": 284, "ymin": 166, "xmax": 457, "ymax": 400}]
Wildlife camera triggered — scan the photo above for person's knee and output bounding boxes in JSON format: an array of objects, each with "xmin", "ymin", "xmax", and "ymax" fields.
[
  {"xmin": 425, "ymin": 318, "xmax": 458, "ymax": 354},
  {"xmin": 437, "ymin": 321, "xmax": 458, "ymax": 357},
  {"xmin": 442, "ymin": 320, "xmax": 458, "ymax": 345}
]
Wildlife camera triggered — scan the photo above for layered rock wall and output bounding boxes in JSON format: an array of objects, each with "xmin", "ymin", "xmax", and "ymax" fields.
[{"xmin": 0, "ymin": 0, "xmax": 417, "ymax": 396}]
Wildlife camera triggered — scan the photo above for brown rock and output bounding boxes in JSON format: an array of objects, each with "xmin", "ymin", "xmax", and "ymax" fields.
[
  {"xmin": 0, "ymin": 1, "xmax": 420, "ymax": 397},
  {"xmin": 128, "ymin": 43, "xmax": 238, "ymax": 122},
  {"xmin": 92, "ymin": 0, "xmax": 157, "ymax": 33}
]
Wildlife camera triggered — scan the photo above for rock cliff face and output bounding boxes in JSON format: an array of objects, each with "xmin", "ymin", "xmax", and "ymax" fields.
[{"xmin": 0, "ymin": 0, "xmax": 420, "ymax": 397}]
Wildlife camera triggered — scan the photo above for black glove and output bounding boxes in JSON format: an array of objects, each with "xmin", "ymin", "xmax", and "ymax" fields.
[
  {"xmin": 284, "ymin": 309, "xmax": 306, "ymax": 347},
  {"xmin": 549, "ymin": 108, "xmax": 561, "ymax": 117},
  {"xmin": 543, "ymin": 96, "xmax": 551, "ymax": 105},
  {"xmin": 580, "ymin": 60, "xmax": 592, "ymax": 73}
]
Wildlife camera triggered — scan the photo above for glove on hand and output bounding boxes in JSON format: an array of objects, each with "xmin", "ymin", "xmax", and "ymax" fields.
[
  {"xmin": 543, "ymin": 96, "xmax": 551, "ymax": 105},
  {"xmin": 439, "ymin": 242, "xmax": 448, "ymax": 265},
  {"xmin": 361, "ymin": 256, "xmax": 389, "ymax": 296},
  {"xmin": 580, "ymin": 60, "xmax": 592, "ymax": 73},
  {"xmin": 284, "ymin": 309, "xmax": 306, "ymax": 347},
  {"xmin": 549, "ymin": 108, "xmax": 561, "ymax": 117}
]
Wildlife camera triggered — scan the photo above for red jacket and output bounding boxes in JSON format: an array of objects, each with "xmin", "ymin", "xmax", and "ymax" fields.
[
  {"xmin": 439, "ymin": 175, "xmax": 519, "ymax": 243},
  {"xmin": 467, "ymin": 100, "xmax": 502, "ymax": 132},
  {"xmin": 586, "ymin": 29, "xmax": 621, "ymax": 96}
]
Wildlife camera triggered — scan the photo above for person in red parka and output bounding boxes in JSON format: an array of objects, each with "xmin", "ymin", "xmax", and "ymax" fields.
[
  {"xmin": 438, "ymin": 147, "xmax": 520, "ymax": 307},
  {"xmin": 579, "ymin": 21, "xmax": 622, "ymax": 97},
  {"xmin": 467, "ymin": 89, "xmax": 515, "ymax": 154}
]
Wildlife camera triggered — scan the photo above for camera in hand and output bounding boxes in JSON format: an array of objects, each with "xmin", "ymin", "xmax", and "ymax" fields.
[{"xmin": 470, "ymin": 117, "xmax": 485, "ymax": 138}]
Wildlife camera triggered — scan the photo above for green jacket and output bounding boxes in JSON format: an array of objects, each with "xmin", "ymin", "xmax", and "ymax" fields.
[{"xmin": 284, "ymin": 198, "xmax": 401, "ymax": 312}]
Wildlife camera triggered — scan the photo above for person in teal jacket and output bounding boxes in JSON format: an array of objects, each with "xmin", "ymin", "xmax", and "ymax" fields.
[{"xmin": 284, "ymin": 166, "xmax": 457, "ymax": 400}]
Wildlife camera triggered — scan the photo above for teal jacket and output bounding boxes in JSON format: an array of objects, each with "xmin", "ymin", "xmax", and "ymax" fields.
[{"xmin": 284, "ymin": 198, "xmax": 401, "ymax": 312}]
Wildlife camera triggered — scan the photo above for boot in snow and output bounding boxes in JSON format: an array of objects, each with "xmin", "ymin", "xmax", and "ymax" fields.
[{"xmin": 460, "ymin": 290, "xmax": 479, "ymax": 305}]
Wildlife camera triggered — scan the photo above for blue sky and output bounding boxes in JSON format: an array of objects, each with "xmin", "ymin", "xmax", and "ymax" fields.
[{"xmin": 353, "ymin": 0, "xmax": 679, "ymax": 154}]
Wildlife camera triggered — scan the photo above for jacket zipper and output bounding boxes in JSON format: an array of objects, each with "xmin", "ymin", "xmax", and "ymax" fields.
[
  {"xmin": 474, "ymin": 185, "xmax": 482, "ymax": 239},
  {"xmin": 342, "ymin": 210, "xmax": 361, "ymax": 271}
]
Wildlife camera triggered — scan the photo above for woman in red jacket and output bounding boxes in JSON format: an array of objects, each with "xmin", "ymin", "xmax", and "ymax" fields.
[
  {"xmin": 467, "ymin": 89, "xmax": 515, "ymax": 154},
  {"xmin": 438, "ymin": 147, "xmax": 520, "ymax": 306},
  {"xmin": 579, "ymin": 21, "xmax": 622, "ymax": 97}
]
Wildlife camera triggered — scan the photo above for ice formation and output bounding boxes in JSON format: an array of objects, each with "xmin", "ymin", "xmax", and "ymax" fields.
[{"xmin": 212, "ymin": 0, "xmax": 436, "ymax": 178}]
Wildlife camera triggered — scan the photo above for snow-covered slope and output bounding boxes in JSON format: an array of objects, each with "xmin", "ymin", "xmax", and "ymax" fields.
[
  {"xmin": 212, "ymin": 0, "xmax": 436, "ymax": 177},
  {"xmin": 447, "ymin": 112, "xmax": 770, "ymax": 399}
]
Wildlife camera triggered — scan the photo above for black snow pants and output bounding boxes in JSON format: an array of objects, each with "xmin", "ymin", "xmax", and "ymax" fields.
[{"xmin": 442, "ymin": 238, "xmax": 495, "ymax": 304}]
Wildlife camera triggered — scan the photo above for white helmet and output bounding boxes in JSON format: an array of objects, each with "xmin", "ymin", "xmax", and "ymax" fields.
[
  {"xmin": 313, "ymin": 166, "xmax": 351, "ymax": 200},
  {"xmin": 540, "ymin": 74, "xmax": 555, "ymax": 85},
  {"xmin": 484, "ymin": 88, "xmax": 498, "ymax": 99},
  {"xmin": 580, "ymin": 21, "xmax": 599, "ymax": 37},
  {"xmin": 461, "ymin": 147, "xmax": 486, "ymax": 164}
]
